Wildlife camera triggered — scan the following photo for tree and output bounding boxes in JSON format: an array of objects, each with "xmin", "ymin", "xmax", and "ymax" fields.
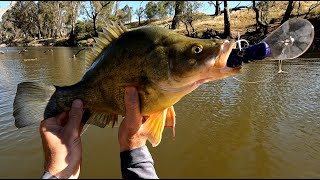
[
  {"xmin": 304, "ymin": 1, "xmax": 320, "ymax": 19},
  {"xmin": 37, "ymin": 1, "xmax": 56, "ymax": 38},
  {"xmin": 166, "ymin": 1, "xmax": 176, "ymax": 17},
  {"xmin": 0, "ymin": 1, "xmax": 83, "ymax": 44},
  {"xmin": 67, "ymin": 1, "xmax": 81, "ymax": 46},
  {"xmin": 171, "ymin": 1, "xmax": 185, "ymax": 30},
  {"xmin": 157, "ymin": 1, "xmax": 175, "ymax": 28},
  {"xmin": 122, "ymin": 5, "xmax": 133, "ymax": 22},
  {"xmin": 209, "ymin": 1, "xmax": 222, "ymax": 16},
  {"xmin": 37, "ymin": 1, "xmax": 72, "ymax": 39},
  {"xmin": 6, "ymin": 1, "xmax": 40, "ymax": 39},
  {"xmin": 252, "ymin": 1, "xmax": 269, "ymax": 36},
  {"xmin": 156, "ymin": 1, "xmax": 173, "ymax": 19},
  {"xmin": 145, "ymin": 1, "xmax": 157, "ymax": 20},
  {"xmin": 223, "ymin": 1, "xmax": 231, "ymax": 38},
  {"xmin": 135, "ymin": 1, "xmax": 145, "ymax": 26},
  {"xmin": 180, "ymin": 1, "xmax": 203, "ymax": 37},
  {"xmin": 81, "ymin": 1, "xmax": 112, "ymax": 37},
  {"xmin": 281, "ymin": 1, "xmax": 295, "ymax": 24}
]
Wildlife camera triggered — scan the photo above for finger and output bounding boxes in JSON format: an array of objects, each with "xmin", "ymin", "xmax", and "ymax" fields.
[
  {"xmin": 124, "ymin": 87, "xmax": 142, "ymax": 126},
  {"xmin": 57, "ymin": 112, "xmax": 68, "ymax": 126},
  {"xmin": 40, "ymin": 112, "xmax": 68, "ymax": 130},
  {"xmin": 65, "ymin": 99, "xmax": 84, "ymax": 136}
]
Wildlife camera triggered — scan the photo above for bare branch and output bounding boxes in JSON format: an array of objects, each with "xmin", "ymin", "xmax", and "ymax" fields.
[
  {"xmin": 296, "ymin": 1, "xmax": 301, "ymax": 18},
  {"xmin": 89, "ymin": 1, "xmax": 95, "ymax": 18},
  {"xmin": 82, "ymin": 2, "xmax": 93, "ymax": 19},
  {"xmin": 233, "ymin": 1, "xmax": 241, "ymax": 10},
  {"xmin": 304, "ymin": 1, "xmax": 320, "ymax": 19},
  {"xmin": 101, "ymin": 1, "xmax": 111, "ymax": 9},
  {"xmin": 139, "ymin": 1, "xmax": 145, "ymax": 13}
]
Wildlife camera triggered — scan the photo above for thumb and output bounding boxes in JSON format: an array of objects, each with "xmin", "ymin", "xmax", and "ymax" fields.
[
  {"xmin": 124, "ymin": 87, "xmax": 142, "ymax": 127},
  {"xmin": 65, "ymin": 99, "xmax": 84, "ymax": 136}
]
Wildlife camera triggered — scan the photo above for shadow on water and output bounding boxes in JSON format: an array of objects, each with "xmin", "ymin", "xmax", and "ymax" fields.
[{"xmin": 0, "ymin": 47, "xmax": 319, "ymax": 178}]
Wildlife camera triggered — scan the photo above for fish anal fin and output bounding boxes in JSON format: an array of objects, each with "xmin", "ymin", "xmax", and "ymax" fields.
[
  {"xmin": 141, "ymin": 109, "xmax": 167, "ymax": 147},
  {"xmin": 165, "ymin": 106, "xmax": 176, "ymax": 139},
  {"xmin": 86, "ymin": 110, "xmax": 119, "ymax": 128}
]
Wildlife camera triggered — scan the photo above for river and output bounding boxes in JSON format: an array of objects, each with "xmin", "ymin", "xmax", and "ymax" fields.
[{"xmin": 0, "ymin": 47, "xmax": 319, "ymax": 178}]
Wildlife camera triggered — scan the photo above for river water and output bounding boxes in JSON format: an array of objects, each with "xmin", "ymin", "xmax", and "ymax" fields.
[{"xmin": 0, "ymin": 47, "xmax": 319, "ymax": 178}]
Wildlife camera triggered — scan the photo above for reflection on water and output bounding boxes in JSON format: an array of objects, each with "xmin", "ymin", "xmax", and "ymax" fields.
[{"xmin": 0, "ymin": 47, "xmax": 320, "ymax": 178}]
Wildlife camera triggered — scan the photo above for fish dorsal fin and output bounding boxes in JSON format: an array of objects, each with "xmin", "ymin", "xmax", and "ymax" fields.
[{"xmin": 85, "ymin": 21, "xmax": 128, "ymax": 69}]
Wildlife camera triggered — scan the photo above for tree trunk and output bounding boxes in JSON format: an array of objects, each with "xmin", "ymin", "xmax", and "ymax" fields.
[
  {"xmin": 281, "ymin": 1, "xmax": 294, "ymax": 24},
  {"xmin": 93, "ymin": 15, "xmax": 98, "ymax": 37},
  {"xmin": 171, "ymin": 1, "xmax": 185, "ymax": 30},
  {"xmin": 38, "ymin": 30, "xmax": 41, "ymax": 39},
  {"xmin": 252, "ymin": 1, "xmax": 268, "ymax": 35},
  {"xmin": 215, "ymin": 1, "xmax": 221, "ymax": 16},
  {"xmin": 223, "ymin": 1, "xmax": 231, "ymax": 38},
  {"xmin": 68, "ymin": 2, "xmax": 79, "ymax": 46}
]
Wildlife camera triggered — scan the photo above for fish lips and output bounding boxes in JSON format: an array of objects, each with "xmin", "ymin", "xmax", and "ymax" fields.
[
  {"xmin": 213, "ymin": 39, "xmax": 240, "ymax": 69},
  {"xmin": 206, "ymin": 39, "xmax": 242, "ymax": 79}
]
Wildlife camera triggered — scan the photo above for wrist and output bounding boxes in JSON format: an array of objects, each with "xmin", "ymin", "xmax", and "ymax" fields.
[
  {"xmin": 44, "ymin": 151, "xmax": 81, "ymax": 178},
  {"xmin": 119, "ymin": 136, "xmax": 146, "ymax": 152},
  {"xmin": 45, "ymin": 162, "xmax": 80, "ymax": 179}
]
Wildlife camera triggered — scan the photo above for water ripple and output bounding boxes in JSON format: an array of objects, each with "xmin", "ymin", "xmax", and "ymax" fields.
[{"xmin": 1, "ymin": 48, "xmax": 320, "ymax": 178}]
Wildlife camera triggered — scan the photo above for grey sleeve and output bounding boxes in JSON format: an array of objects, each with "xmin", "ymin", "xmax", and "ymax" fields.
[
  {"xmin": 120, "ymin": 145, "xmax": 159, "ymax": 179},
  {"xmin": 41, "ymin": 171, "xmax": 58, "ymax": 179}
]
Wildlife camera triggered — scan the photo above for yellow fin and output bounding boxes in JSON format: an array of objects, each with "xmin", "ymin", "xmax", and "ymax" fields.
[
  {"xmin": 165, "ymin": 106, "xmax": 176, "ymax": 138},
  {"xmin": 85, "ymin": 21, "xmax": 127, "ymax": 70},
  {"xmin": 141, "ymin": 109, "xmax": 167, "ymax": 147}
]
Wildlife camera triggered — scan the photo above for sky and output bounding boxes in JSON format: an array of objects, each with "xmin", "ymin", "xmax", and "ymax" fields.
[{"xmin": 0, "ymin": 1, "xmax": 252, "ymax": 22}]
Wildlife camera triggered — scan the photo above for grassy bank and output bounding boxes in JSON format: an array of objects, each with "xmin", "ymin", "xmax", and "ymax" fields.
[{"xmin": 8, "ymin": 1, "xmax": 320, "ymax": 48}]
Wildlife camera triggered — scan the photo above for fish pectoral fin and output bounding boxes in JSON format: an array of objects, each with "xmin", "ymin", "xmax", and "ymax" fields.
[
  {"xmin": 141, "ymin": 109, "xmax": 168, "ymax": 147},
  {"xmin": 165, "ymin": 106, "xmax": 176, "ymax": 138},
  {"xmin": 86, "ymin": 110, "xmax": 119, "ymax": 128}
]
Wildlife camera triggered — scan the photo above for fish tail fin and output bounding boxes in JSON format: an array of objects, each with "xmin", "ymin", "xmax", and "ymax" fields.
[{"xmin": 13, "ymin": 82, "xmax": 56, "ymax": 128}]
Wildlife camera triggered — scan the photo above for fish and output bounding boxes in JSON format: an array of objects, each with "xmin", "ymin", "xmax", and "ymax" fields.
[{"xmin": 13, "ymin": 22, "xmax": 241, "ymax": 147}]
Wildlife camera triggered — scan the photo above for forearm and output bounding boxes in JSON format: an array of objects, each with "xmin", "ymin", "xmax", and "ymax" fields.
[{"xmin": 120, "ymin": 145, "xmax": 159, "ymax": 179}]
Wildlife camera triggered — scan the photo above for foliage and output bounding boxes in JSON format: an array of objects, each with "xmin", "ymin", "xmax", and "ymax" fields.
[
  {"xmin": 1, "ymin": 1, "xmax": 82, "ymax": 43},
  {"xmin": 81, "ymin": 1, "xmax": 114, "ymax": 37},
  {"xmin": 145, "ymin": 1, "xmax": 157, "ymax": 20},
  {"xmin": 1, "ymin": 1, "xmax": 320, "ymax": 46},
  {"xmin": 180, "ymin": 1, "xmax": 204, "ymax": 37},
  {"xmin": 74, "ymin": 20, "xmax": 94, "ymax": 40},
  {"xmin": 156, "ymin": 1, "xmax": 175, "ymax": 19},
  {"xmin": 121, "ymin": 5, "xmax": 133, "ymax": 23}
]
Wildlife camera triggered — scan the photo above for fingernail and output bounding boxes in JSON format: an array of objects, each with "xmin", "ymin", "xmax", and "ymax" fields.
[{"xmin": 72, "ymin": 99, "xmax": 83, "ymax": 108}]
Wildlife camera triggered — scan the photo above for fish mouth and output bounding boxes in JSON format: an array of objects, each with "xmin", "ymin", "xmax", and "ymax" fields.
[
  {"xmin": 158, "ymin": 40, "xmax": 240, "ymax": 94},
  {"xmin": 213, "ymin": 39, "xmax": 236, "ymax": 69}
]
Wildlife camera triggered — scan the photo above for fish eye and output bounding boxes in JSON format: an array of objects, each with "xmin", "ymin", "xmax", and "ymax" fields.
[{"xmin": 193, "ymin": 45, "xmax": 203, "ymax": 54}]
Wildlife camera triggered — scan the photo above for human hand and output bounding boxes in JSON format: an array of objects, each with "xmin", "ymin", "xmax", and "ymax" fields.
[
  {"xmin": 39, "ymin": 99, "xmax": 84, "ymax": 179},
  {"xmin": 118, "ymin": 87, "xmax": 148, "ymax": 152}
]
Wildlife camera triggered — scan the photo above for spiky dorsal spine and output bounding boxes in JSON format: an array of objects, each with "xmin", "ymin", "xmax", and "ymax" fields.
[{"xmin": 85, "ymin": 21, "xmax": 128, "ymax": 69}]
